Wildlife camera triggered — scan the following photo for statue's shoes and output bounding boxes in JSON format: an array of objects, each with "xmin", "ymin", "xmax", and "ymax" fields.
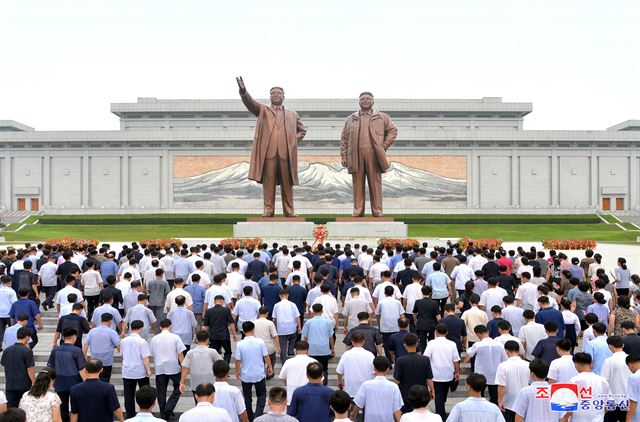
[{"xmin": 284, "ymin": 213, "xmax": 299, "ymax": 217}]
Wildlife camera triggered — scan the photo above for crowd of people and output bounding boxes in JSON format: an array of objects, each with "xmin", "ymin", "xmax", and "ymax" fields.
[{"xmin": 0, "ymin": 240, "xmax": 638, "ymax": 421}]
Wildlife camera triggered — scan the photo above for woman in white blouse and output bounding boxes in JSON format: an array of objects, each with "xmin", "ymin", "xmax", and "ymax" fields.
[{"xmin": 19, "ymin": 367, "xmax": 62, "ymax": 422}]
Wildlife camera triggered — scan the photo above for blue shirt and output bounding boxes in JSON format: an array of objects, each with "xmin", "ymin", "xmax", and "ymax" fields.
[
  {"xmin": 84, "ymin": 325, "xmax": 121, "ymax": 366},
  {"xmin": 287, "ymin": 284, "xmax": 308, "ymax": 317},
  {"xmin": 184, "ymin": 284, "xmax": 206, "ymax": 314},
  {"xmin": 91, "ymin": 304, "xmax": 122, "ymax": 330},
  {"xmin": 3, "ymin": 323, "xmax": 21, "ymax": 348},
  {"xmin": 70, "ymin": 378, "xmax": 120, "ymax": 422},
  {"xmin": 353, "ymin": 376, "xmax": 404, "ymax": 422},
  {"xmin": 9, "ymin": 298, "xmax": 40, "ymax": 331},
  {"xmin": 287, "ymin": 383, "xmax": 333, "ymax": 422},
  {"xmin": 99, "ymin": 260, "xmax": 118, "ymax": 280},
  {"xmin": 167, "ymin": 307, "xmax": 197, "ymax": 345},
  {"xmin": 235, "ymin": 336, "xmax": 268, "ymax": 383},
  {"xmin": 534, "ymin": 307, "xmax": 565, "ymax": 338},
  {"xmin": 0, "ymin": 287, "xmax": 17, "ymax": 317},
  {"xmin": 174, "ymin": 257, "xmax": 195, "ymax": 280},
  {"xmin": 48, "ymin": 343, "xmax": 86, "ymax": 392},
  {"xmin": 426, "ymin": 271, "xmax": 450, "ymax": 300},
  {"xmin": 532, "ymin": 336, "xmax": 561, "ymax": 364},
  {"xmin": 448, "ymin": 397, "xmax": 505, "ymax": 422},
  {"xmin": 388, "ymin": 330, "xmax": 410, "ymax": 360},
  {"xmin": 584, "ymin": 335, "xmax": 613, "ymax": 375},
  {"xmin": 302, "ymin": 317, "xmax": 334, "ymax": 356},
  {"xmin": 261, "ymin": 284, "xmax": 282, "ymax": 314}
]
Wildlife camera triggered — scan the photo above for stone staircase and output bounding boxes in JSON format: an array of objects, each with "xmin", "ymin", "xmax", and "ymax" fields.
[{"xmin": 0, "ymin": 303, "xmax": 473, "ymax": 419}]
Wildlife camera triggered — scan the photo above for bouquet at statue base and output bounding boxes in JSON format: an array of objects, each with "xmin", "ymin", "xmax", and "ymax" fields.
[{"xmin": 312, "ymin": 225, "xmax": 329, "ymax": 247}]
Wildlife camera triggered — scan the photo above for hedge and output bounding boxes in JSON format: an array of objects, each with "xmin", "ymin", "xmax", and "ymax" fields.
[{"xmin": 37, "ymin": 214, "xmax": 601, "ymax": 226}]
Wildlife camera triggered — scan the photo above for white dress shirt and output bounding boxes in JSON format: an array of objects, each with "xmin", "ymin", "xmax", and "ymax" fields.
[
  {"xmin": 424, "ymin": 336, "xmax": 460, "ymax": 382},
  {"xmin": 336, "ymin": 346, "xmax": 375, "ymax": 397},
  {"xmin": 494, "ymin": 356, "xmax": 530, "ymax": 411},
  {"xmin": 569, "ymin": 372, "xmax": 611, "ymax": 422},
  {"xmin": 213, "ymin": 381, "xmax": 246, "ymax": 422},
  {"xmin": 226, "ymin": 258, "xmax": 248, "ymax": 275},
  {"xmin": 376, "ymin": 297, "xmax": 405, "ymax": 333},
  {"xmin": 402, "ymin": 283, "xmax": 424, "ymax": 314},
  {"xmin": 278, "ymin": 354, "xmax": 318, "ymax": 403},
  {"xmin": 502, "ymin": 305, "xmax": 526, "ymax": 337},
  {"xmin": 372, "ymin": 281, "xmax": 401, "ymax": 302},
  {"xmin": 313, "ymin": 294, "xmax": 339, "ymax": 320},
  {"xmin": 479, "ymin": 287, "xmax": 508, "ymax": 318},
  {"xmin": 149, "ymin": 330, "xmax": 186, "ymax": 375},
  {"xmin": 38, "ymin": 262, "xmax": 59, "ymax": 287},
  {"xmin": 232, "ymin": 297, "xmax": 261, "ymax": 331},
  {"xmin": 600, "ymin": 351, "xmax": 631, "ymax": 396},
  {"xmin": 178, "ymin": 402, "xmax": 232, "ymax": 422},
  {"xmin": 515, "ymin": 282, "xmax": 538, "ymax": 310},
  {"xmin": 121, "ymin": 333, "xmax": 151, "ymax": 379},
  {"xmin": 518, "ymin": 321, "xmax": 547, "ymax": 360},
  {"xmin": 548, "ymin": 354, "xmax": 578, "ymax": 383},
  {"xmin": 450, "ymin": 264, "xmax": 476, "ymax": 290},
  {"xmin": 343, "ymin": 285, "xmax": 373, "ymax": 305},
  {"xmin": 466, "ymin": 337, "xmax": 508, "ymax": 385}
]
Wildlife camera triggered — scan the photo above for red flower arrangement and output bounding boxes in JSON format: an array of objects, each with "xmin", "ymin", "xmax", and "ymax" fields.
[
  {"xmin": 377, "ymin": 238, "xmax": 420, "ymax": 248},
  {"xmin": 218, "ymin": 238, "xmax": 264, "ymax": 249},
  {"xmin": 312, "ymin": 225, "xmax": 329, "ymax": 246},
  {"xmin": 458, "ymin": 237, "xmax": 503, "ymax": 250},
  {"xmin": 138, "ymin": 239, "xmax": 183, "ymax": 249},
  {"xmin": 542, "ymin": 239, "xmax": 597, "ymax": 250},
  {"xmin": 44, "ymin": 237, "xmax": 99, "ymax": 248}
]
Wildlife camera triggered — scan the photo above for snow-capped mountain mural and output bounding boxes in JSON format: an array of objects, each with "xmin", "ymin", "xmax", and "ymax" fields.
[{"xmin": 173, "ymin": 160, "xmax": 467, "ymax": 210}]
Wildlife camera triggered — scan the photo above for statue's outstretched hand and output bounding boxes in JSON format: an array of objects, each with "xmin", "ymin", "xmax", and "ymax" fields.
[{"xmin": 236, "ymin": 76, "xmax": 246, "ymax": 94}]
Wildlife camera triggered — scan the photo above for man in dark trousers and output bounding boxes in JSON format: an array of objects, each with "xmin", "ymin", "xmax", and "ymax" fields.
[
  {"xmin": 70, "ymin": 358, "xmax": 124, "ymax": 422},
  {"xmin": 412, "ymin": 286, "xmax": 440, "ymax": 353},
  {"xmin": 48, "ymin": 327, "xmax": 87, "ymax": 422},
  {"xmin": 1, "ymin": 327, "xmax": 35, "ymax": 407},
  {"xmin": 203, "ymin": 295, "xmax": 237, "ymax": 363}
]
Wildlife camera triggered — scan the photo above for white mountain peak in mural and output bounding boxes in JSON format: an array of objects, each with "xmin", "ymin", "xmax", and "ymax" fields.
[{"xmin": 174, "ymin": 161, "xmax": 466, "ymax": 203}]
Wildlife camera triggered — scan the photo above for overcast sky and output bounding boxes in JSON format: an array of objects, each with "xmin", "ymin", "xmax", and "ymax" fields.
[{"xmin": 1, "ymin": 0, "xmax": 638, "ymax": 131}]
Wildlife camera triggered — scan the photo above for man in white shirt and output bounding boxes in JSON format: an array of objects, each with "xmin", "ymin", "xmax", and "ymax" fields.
[
  {"xmin": 479, "ymin": 279, "xmax": 508, "ymax": 319},
  {"xmin": 150, "ymin": 319, "xmax": 186, "ymax": 420},
  {"xmin": 312, "ymin": 284, "xmax": 339, "ymax": 330},
  {"xmin": 402, "ymin": 272, "xmax": 424, "ymax": 322},
  {"xmin": 460, "ymin": 294, "xmax": 488, "ymax": 349},
  {"xmin": 252, "ymin": 307, "xmax": 279, "ymax": 371},
  {"xmin": 211, "ymin": 360, "xmax": 248, "ymax": 422},
  {"xmin": 121, "ymin": 320, "xmax": 153, "ymax": 419},
  {"xmin": 547, "ymin": 338, "xmax": 578, "ymax": 383},
  {"xmin": 462, "ymin": 324, "xmax": 508, "ymax": 405},
  {"xmin": 518, "ymin": 310, "xmax": 548, "ymax": 361},
  {"xmin": 164, "ymin": 279, "xmax": 193, "ymax": 314},
  {"xmin": 204, "ymin": 274, "xmax": 233, "ymax": 313},
  {"xmin": 376, "ymin": 285, "xmax": 405, "ymax": 360},
  {"xmin": 450, "ymin": 255, "xmax": 476, "ymax": 292},
  {"xmin": 0, "ymin": 276, "xmax": 17, "ymax": 345},
  {"xmin": 569, "ymin": 352, "xmax": 612, "ymax": 422},
  {"xmin": 600, "ymin": 335, "xmax": 631, "ymax": 421},
  {"xmin": 232, "ymin": 286, "xmax": 261, "ymax": 333},
  {"xmin": 515, "ymin": 272, "xmax": 538, "ymax": 311},
  {"xmin": 351, "ymin": 356, "xmax": 403, "ymax": 422},
  {"xmin": 468, "ymin": 250, "xmax": 488, "ymax": 273},
  {"xmin": 343, "ymin": 276, "xmax": 374, "ymax": 309},
  {"xmin": 179, "ymin": 382, "xmax": 232, "ymax": 422},
  {"xmin": 372, "ymin": 271, "xmax": 401, "ymax": 305},
  {"xmin": 495, "ymin": 320, "xmax": 524, "ymax": 355},
  {"xmin": 342, "ymin": 288, "xmax": 371, "ymax": 333},
  {"xmin": 337, "ymin": 332, "xmax": 375, "ymax": 399},
  {"xmin": 512, "ymin": 358, "xmax": 566, "ymax": 422},
  {"xmin": 358, "ymin": 248, "xmax": 374, "ymax": 277},
  {"xmin": 226, "ymin": 252, "xmax": 248, "ymax": 275},
  {"xmin": 38, "ymin": 255, "xmax": 58, "ymax": 310},
  {"xmin": 501, "ymin": 296, "xmax": 526, "ymax": 337},
  {"xmin": 278, "ymin": 340, "xmax": 317, "ymax": 404},
  {"xmin": 187, "ymin": 260, "xmax": 212, "ymax": 287},
  {"xmin": 495, "ymin": 340, "xmax": 530, "ymax": 421},
  {"xmin": 56, "ymin": 277, "xmax": 84, "ymax": 315},
  {"xmin": 226, "ymin": 263, "xmax": 246, "ymax": 300},
  {"xmin": 288, "ymin": 248, "xmax": 312, "ymax": 274},
  {"xmin": 284, "ymin": 260, "xmax": 309, "ymax": 288},
  {"xmin": 424, "ymin": 323, "xmax": 460, "ymax": 421},
  {"xmin": 272, "ymin": 290, "xmax": 301, "ymax": 364},
  {"xmin": 368, "ymin": 256, "xmax": 390, "ymax": 287}
]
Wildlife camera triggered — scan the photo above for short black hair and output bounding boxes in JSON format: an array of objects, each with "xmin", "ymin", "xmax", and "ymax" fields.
[
  {"xmin": 306, "ymin": 362, "xmax": 324, "ymax": 379},
  {"xmin": 504, "ymin": 340, "xmax": 520, "ymax": 353},
  {"xmin": 213, "ymin": 360, "xmax": 230, "ymax": 378},
  {"xmin": 85, "ymin": 358, "xmax": 103, "ymax": 374},
  {"xmin": 466, "ymin": 373, "xmax": 487, "ymax": 393},
  {"xmin": 195, "ymin": 382, "xmax": 215, "ymax": 397},
  {"xmin": 242, "ymin": 321, "xmax": 255, "ymax": 333},
  {"xmin": 407, "ymin": 385, "xmax": 430, "ymax": 409},
  {"xmin": 159, "ymin": 319, "xmax": 172, "ymax": 329},
  {"xmin": 268, "ymin": 386, "xmax": 288, "ymax": 404},
  {"xmin": 329, "ymin": 390, "xmax": 352, "ymax": 414},
  {"xmin": 373, "ymin": 356, "xmax": 391, "ymax": 372},
  {"xmin": 573, "ymin": 352, "xmax": 592, "ymax": 366},
  {"xmin": 529, "ymin": 358, "xmax": 550, "ymax": 379},
  {"xmin": 135, "ymin": 386, "xmax": 157, "ymax": 409}
]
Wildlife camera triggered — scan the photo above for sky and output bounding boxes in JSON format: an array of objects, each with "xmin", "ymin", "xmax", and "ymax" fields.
[{"xmin": 1, "ymin": 0, "xmax": 639, "ymax": 131}]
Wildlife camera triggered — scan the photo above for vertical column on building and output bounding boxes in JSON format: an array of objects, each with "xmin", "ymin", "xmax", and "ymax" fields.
[
  {"xmin": 590, "ymin": 154, "xmax": 598, "ymax": 209},
  {"xmin": 466, "ymin": 148, "xmax": 474, "ymax": 208},
  {"xmin": 510, "ymin": 153, "xmax": 518, "ymax": 207},
  {"xmin": 550, "ymin": 153, "xmax": 559, "ymax": 207},
  {"xmin": 0, "ymin": 155, "xmax": 10, "ymax": 210},
  {"xmin": 122, "ymin": 155, "xmax": 130, "ymax": 208},
  {"xmin": 627, "ymin": 153, "xmax": 636, "ymax": 210},
  {"xmin": 82, "ymin": 150, "xmax": 90, "ymax": 208},
  {"xmin": 166, "ymin": 149, "xmax": 173, "ymax": 208}
]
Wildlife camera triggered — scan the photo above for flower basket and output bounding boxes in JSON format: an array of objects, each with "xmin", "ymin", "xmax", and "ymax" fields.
[
  {"xmin": 458, "ymin": 237, "xmax": 503, "ymax": 250},
  {"xmin": 218, "ymin": 238, "xmax": 264, "ymax": 249},
  {"xmin": 542, "ymin": 239, "xmax": 597, "ymax": 250},
  {"xmin": 377, "ymin": 238, "xmax": 420, "ymax": 248},
  {"xmin": 312, "ymin": 225, "xmax": 329, "ymax": 246},
  {"xmin": 139, "ymin": 239, "xmax": 183, "ymax": 249},
  {"xmin": 44, "ymin": 237, "xmax": 99, "ymax": 248}
]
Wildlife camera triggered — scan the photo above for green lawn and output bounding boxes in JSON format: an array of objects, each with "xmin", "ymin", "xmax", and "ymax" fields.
[{"xmin": 2, "ymin": 221, "xmax": 638, "ymax": 243}]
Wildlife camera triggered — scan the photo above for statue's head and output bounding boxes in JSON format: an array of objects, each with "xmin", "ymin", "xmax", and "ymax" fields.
[
  {"xmin": 359, "ymin": 92, "xmax": 374, "ymax": 111},
  {"xmin": 270, "ymin": 87, "xmax": 285, "ymax": 107}
]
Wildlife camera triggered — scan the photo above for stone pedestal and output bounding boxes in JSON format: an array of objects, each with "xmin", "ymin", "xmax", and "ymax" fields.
[
  {"xmin": 233, "ymin": 218, "xmax": 314, "ymax": 238},
  {"xmin": 327, "ymin": 220, "xmax": 408, "ymax": 237}
]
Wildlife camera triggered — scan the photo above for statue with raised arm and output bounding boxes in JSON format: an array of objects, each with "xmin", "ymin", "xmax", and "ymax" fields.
[
  {"xmin": 340, "ymin": 92, "xmax": 398, "ymax": 217},
  {"xmin": 236, "ymin": 76, "xmax": 307, "ymax": 217}
]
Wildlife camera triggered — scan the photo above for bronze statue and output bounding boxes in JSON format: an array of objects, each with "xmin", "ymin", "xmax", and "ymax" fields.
[
  {"xmin": 236, "ymin": 76, "xmax": 307, "ymax": 217},
  {"xmin": 340, "ymin": 92, "xmax": 398, "ymax": 217}
]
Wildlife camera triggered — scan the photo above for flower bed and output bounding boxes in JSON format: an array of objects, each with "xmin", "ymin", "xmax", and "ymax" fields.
[
  {"xmin": 542, "ymin": 239, "xmax": 597, "ymax": 250},
  {"xmin": 218, "ymin": 237, "xmax": 264, "ymax": 249},
  {"xmin": 377, "ymin": 238, "xmax": 420, "ymax": 248},
  {"xmin": 44, "ymin": 237, "xmax": 99, "ymax": 248},
  {"xmin": 138, "ymin": 239, "xmax": 183, "ymax": 249},
  {"xmin": 458, "ymin": 237, "xmax": 503, "ymax": 250}
]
